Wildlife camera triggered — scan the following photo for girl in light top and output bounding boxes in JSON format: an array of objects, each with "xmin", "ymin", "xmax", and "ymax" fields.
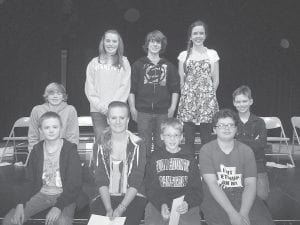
[
  {"xmin": 28, "ymin": 82, "xmax": 79, "ymax": 151},
  {"xmin": 90, "ymin": 101, "xmax": 147, "ymax": 225},
  {"xmin": 85, "ymin": 30, "xmax": 131, "ymax": 142},
  {"xmin": 177, "ymin": 20, "xmax": 220, "ymax": 151}
]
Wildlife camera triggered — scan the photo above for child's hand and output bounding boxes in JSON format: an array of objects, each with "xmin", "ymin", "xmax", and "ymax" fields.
[
  {"xmin": 161, "ymin": 204, "xmax": 170, "ymax": 221},
  {"xmin": 45, "ymin": 207, "xmax": 61, "ymax": 225},
  {"xmin": 176, "ymin": 201, "xmax": 188, "ymax": 214}
]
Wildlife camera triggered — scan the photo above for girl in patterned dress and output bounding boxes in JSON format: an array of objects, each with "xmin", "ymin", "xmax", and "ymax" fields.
[{"xmin": 177, "ymin": 20, "xmax": 220, "ymax": 151}]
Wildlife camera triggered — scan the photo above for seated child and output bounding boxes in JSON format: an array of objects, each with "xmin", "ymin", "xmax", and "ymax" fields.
[
  {"xmin": 2, "ymin": 111, "xmax": 82, "ymax": 225},
  {"xmin": 144, "ymin": 118, "xmax": 203, "ymax": 225},
  {"xmin": 199, "ymin": 109, "xmax": 274, "ymax": 225},
  {"xmin": 28, "ymin": 82, "xmax": 79, "ymax": 152},
  {"xmin": 233, "ymin": 85, "xmax": 269, "ymax": 200}
]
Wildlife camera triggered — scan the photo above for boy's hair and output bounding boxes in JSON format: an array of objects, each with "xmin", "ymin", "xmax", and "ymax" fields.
[
  {"xmin": 38, "ymin": 111, "xmax": 62, "ymax": 128},
  {"xmin": 107, "ymin": 101, "xmax": 130, "ymax": 117},
  {"xmin": 160, "ymin": 118, "xmax": 183, "ymax": 134},
  {"xmin": 43, "ymin": 82, "xmax": 68, "ymax": 102},
  {"xmin": 232, "ymin": 85, "xmax": 252, "ymax": 100},
  {"xmin": 212, "ymin": 109, "xmax": 239, "ymax": 128},
  {"xmin": 142, "ymin": 30, "xmax": 167, "ymax": 54}
]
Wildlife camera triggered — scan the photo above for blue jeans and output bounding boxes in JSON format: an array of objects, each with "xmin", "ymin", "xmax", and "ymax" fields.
[
  {"xmin": 3, "ymin": 192, "xmax": 76, "ymax": 225},
  {"xmin": 137, "ymin": 112, "xmax": 168, "ymax": 157},
  {"xmin": 90, "ymin": 112, "xmax": 108, "ymax": 142}
]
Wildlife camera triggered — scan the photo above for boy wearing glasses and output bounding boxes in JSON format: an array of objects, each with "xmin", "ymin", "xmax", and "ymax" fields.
[
  {"xmin": 199, "ymin": 109, "xmax": 274, "ymax": 225},
  {"xmin": 144, "ymin": 118, "xmax": 203, "ymax": 225},
  {"xmin": 233, "ymin": 85, "xmax": 269, "ymax": 201}
]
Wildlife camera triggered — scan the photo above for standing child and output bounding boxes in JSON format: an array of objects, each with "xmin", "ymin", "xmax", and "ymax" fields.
[
  {"xmin": 3, "ymin": 111, "xmax": 82, "ymax": 225},
  {"xmin": 128, "ymin": 30, "xmax": 180, "ymax": 156},
  {"xmin": 199, "ymin": 109, "xmax": 274, "ymax": 225},
  {"xmin": 144, "ymin": 118, "xmax": 203, "ymax": 225},
  {"xmin": 177, "ymin": 20, "xmax": 219, "ymax": 151},
  {"xmin": 233, "ymin": 85, "xmax": 269, "ymax": 200}
]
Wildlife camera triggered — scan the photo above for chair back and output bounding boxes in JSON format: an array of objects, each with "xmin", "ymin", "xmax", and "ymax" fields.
[
  {"xmin": 78, "ymin": 116, "xmax": 93, "ymax": 127},
  {"xmin": 13, "ymin": 117, "xmax": 30, "ymax": 128},
  {"xmin": 291, "ymin": 117, "xmax": 300, "ymax": 129},
  {"xmin": 260, "ymin": 117, "xmax": 282, "ymax": 130}
]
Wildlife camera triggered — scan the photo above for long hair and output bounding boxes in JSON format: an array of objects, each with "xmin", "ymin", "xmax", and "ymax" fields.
[
  {"xmin": 98, "ymin": 29, "xmax": 124, "ymax": 69},
  {"xmin": 183, "ymin": 20, "xmax": 208, "ymax": 73}
]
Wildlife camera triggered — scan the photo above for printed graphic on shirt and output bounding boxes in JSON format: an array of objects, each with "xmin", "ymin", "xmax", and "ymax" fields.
[
  {"xmin": 144, "ymin": 63, "xmax": 168, "ymax": 86},
  {"xmin": 156, "ymin": 158, "xmax": 190, "ymax": 188},
  {"xmin": 42, "ymin": 160, "xmax": 62, "ymax": 188},
  {"xmin": 217, "ymin": 164, "xmax": 243, "ymax": 189}
]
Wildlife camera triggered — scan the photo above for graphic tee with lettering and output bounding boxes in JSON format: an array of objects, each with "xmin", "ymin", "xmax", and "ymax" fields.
[
  {"xmin": 40, "ymin": 144, "xmax": 63, "ymax": 195},
  {"xmin": 199, "ymin": 139, "xmax": 256, "ymax": 198}
]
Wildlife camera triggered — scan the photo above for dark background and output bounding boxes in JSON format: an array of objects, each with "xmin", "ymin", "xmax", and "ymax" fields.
[{"xmin": 0, "ymin": 0, "xmax": 299, "ymax": 139}]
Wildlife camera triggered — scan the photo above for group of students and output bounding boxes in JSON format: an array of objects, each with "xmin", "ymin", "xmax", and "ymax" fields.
[{"xmin": 2, "ymin": 19, "xmax": 275, "ymax": 225}]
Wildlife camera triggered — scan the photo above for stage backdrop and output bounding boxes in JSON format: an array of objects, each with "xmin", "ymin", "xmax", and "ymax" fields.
[{"xmin": 0, "ymin": 0, "xmax": 299, "ymax": 139}]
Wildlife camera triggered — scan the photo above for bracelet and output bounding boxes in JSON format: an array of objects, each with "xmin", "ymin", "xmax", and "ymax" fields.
[{"xmin": 118, "ymin": 203, "xmax": 127, "ymax": 211}]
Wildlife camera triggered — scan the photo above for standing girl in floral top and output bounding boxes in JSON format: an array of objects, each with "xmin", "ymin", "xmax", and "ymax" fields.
[{"xmin": 177, "ymin": 20, "xmax": 220, "ymax": 151}]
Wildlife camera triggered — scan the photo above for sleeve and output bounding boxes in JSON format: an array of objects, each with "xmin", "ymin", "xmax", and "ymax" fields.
[
  {"xmin": 184, "ymin": 157, "xmax": 203, "ymax": 209},
  {"xmin": 65, "ymin": 106, "xmax": 79, "ymax": 146},
  {"xmin": 128, "ymin": 140, "xmax": 147, "ymax": 190},
  {"xmin": 145, "ymin": 154, "xmax": 170, "ymax": 212},
  {"xmin": 199, "ymin": 145, "xmax": 216, "ymax": 175},
  {"xmin": 55, "ymin": 144, "xmax": 83, "ymax": 210},
  {"xmin": 243, "ymin": 146, "xmax": 257, "ymax": 178},
  {"xmin": 177, "ymin": 51, "xmax": 187, "ymax": 62},
  {"xmin": 94, "ymin": 144, "xmax": 110, "ymax": 189},
  {"xmin": 238, "ymin": 119, "xmax": 267, "ymax": 160},
  {"xmin": 84, "ymin": 59, "xmax": 106, "ymax": 113},
  {"xmin": 130, "ymin": 61, "xmax": 139, "ymax": 94},
  {"xmin": 167, "ymin": 62, "xmax": 181, "ymax": 94},
  {"xmin": 209, "ymin": 49, "xmax": 220, "ymax": 63},
  {"xmin": 112, "ymin": 57, "xmax": 131, "ymax": 102},
  {"xmin": 27, "ymin": 106, "xmax": 40, "ymax": 151}
]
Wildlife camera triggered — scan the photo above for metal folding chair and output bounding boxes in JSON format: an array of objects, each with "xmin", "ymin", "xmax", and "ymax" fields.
[
  {"xmin": 0, "ymin": 117, "xmax": 30, "ymax": 163},
  {"xmin": 260, "ymin": 117, "xmax": 294, "ymax": 167},
  {"xmin": 291, "ymin": 116, "xmax": 300, "ymax": 155}
]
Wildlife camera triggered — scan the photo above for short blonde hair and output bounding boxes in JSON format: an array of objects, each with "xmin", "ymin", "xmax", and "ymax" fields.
[
  {"xmin": 160, "ymin": 118, "xmax": 183, "ymax": 134},
  {"xmin": 43, "ymin": 82, "xmax": 68, "ymax": 102}
]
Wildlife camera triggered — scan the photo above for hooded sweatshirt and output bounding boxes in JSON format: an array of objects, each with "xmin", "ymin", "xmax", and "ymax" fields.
[
  {"xmin": 145, "ymin": 144, "xmax": 203, "ymax": 211},
  {"xmin": 130, "ymin": 56, "xmax": 180, "ymax": 114},
  {"xmin": 28, "ymin": 102, "xmax": 79, "ymax": 151}
]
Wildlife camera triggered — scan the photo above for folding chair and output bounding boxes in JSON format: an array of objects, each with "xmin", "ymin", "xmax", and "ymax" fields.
[
  {"xmin": 291, "ymin": 116, "xmax": 300, "ymax": 155},
  {"xmin": 78, "ymin": 116, "xmax": 95, "ymax": 167},
  {"xmin": 0, "ymin": 117, "xmax": 30, "ymax": 163},
  {"xmin": 260, "ymin": 116, "xmax": 295, "ymax": 167}
]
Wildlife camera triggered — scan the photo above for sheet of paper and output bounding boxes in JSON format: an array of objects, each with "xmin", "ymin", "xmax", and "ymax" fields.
[
  {"xmin": 87, "ymin": 214, "xmax": 126, "ymax": 225},
  {"xmin": 169, "ymin": 195, "xmax": 185, "ymax": 225}
]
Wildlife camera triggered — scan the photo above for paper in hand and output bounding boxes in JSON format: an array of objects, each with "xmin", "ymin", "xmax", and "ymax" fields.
[{"xmin": 168, "ymin": 195, "xmax": 185, "ymax": 225}]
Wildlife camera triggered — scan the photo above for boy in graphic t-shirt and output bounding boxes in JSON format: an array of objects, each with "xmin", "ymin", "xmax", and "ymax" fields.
[{"xmin": 199, "ymin": 109, "xmax": 274, "ymax": 225}]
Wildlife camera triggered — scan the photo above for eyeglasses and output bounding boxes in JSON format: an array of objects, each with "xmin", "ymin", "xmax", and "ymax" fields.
[
  {"xmin": 215, "ymin": 123, "xmax": 236, "ymax": 129},
  {"xmin": 163, "ymin": 134, "xmax": 181, "ymax": 139}
]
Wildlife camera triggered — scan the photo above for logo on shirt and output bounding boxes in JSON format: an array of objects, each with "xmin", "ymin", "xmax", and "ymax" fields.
[
  {"xmin": 156, "ymin": 158, "xmax": 190, "ymax": 188},
  {"xmin": 217, "ymin": 164, "xmax": 242, "ymax": 189},
  {"xmin": 144, "ymin": 63, "xmax": 167, "ymax": 86}
]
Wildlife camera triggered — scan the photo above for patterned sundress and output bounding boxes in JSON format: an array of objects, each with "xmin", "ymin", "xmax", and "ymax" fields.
[{"xmin": 177, "ymin": 49, "xmax": 219, "ymax": 125}]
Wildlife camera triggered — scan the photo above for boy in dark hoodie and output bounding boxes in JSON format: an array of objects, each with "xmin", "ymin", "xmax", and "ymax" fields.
[
  {"xmin": 144, "ymin": 118, "xmax": 203, "ymax": 225},
  {"xmin": 128, "ymin": 30, "xmax": 180, "ymax": 156}
]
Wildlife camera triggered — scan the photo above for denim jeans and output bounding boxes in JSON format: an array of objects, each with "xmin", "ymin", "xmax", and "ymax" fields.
[
  {"xmin": 137, "ymin": 112, "xmax": 168, "ymax": 157},
  {"xmin": 3, "ymin": 192, "xmax": 76, "ymax": 225},
  {"xmin": 90, "ymin": 112, "xmax": 108, "ymax": 142},
  {"xmin": 257, "ymin": 172, "xmax": 270, "ymax": 200},
  {"xmin": 183, "ymin": 122, "xmax": 213, "ymax": 152}
]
